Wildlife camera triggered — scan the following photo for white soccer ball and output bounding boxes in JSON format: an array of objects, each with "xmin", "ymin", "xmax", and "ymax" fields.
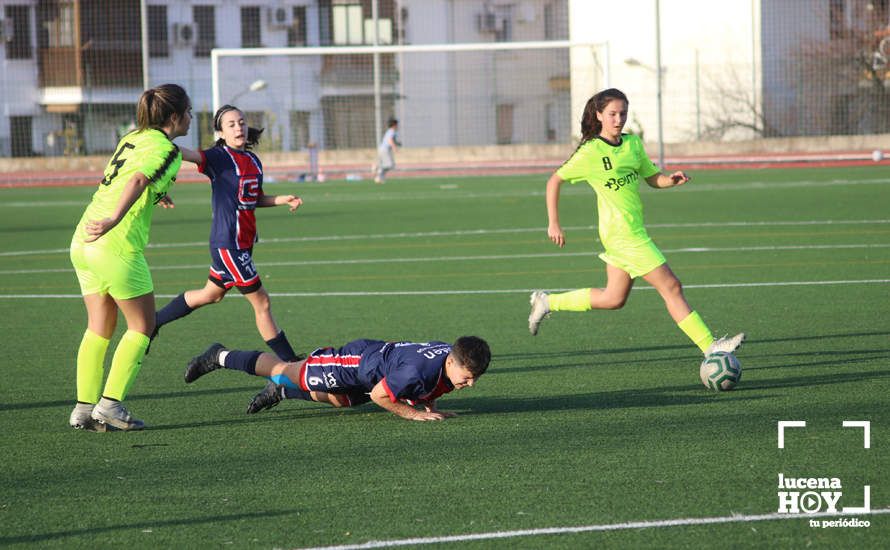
[
  {"xmin": 872, "ymin": 149, "xmax": 884, "ymax": 162},
  {"xmin": 700, "ymin": 351, "xmax": 742, "ymax": 391}
]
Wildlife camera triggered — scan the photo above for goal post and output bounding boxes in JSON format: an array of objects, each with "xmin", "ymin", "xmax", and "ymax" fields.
[{"xmin": 209, "ymin": 41, "xmax": 609, "ymax": 155}]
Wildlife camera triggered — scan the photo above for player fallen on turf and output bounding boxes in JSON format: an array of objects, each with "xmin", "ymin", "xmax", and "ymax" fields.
[
  {"xmin": 528, "ymin": 88, "xmax": 744, "ymax": 357},
  {"xmin": 184, "ymin": 336, "xmax": 490, "ymax": 421},
  {"xmin": 153, "ymin": 104, "xmax": 303, "ymax": 363}
]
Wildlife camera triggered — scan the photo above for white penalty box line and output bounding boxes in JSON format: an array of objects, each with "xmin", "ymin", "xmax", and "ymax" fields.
[
  {"xmin": 296, "ymin": 508, "xmax": 890, "ymax": 550},
  {"xmin": 3, "ymin": 278, "xmax": 890, "ymax": 299}
]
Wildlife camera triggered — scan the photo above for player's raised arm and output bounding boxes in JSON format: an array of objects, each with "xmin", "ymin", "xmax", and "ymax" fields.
[{"xmin": 178, "ymin": 145, "xmax": 202, "ymax": 164}]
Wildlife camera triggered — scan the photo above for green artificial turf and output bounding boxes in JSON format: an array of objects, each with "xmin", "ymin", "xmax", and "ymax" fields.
[{"xmin": 0, "ymin": 166, "xmax": 887, "ymax": 548}]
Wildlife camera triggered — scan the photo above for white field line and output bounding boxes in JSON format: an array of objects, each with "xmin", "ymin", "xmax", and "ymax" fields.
[
  {"xmin": 2, "ymin": 176, "xmax": 889, "ymax": 210},
  {"xmin": 2, "ymin": 278, "xmax": 889, "ymax": 299},
  {"xmin": 295, "ymin": 508, "xmax": 890, "ymax": 550},
  {"xmin": 3, "ymin": 242, "xmax": 890, "ymax": 276},
  {"xmin": 2, "ymin": 218, "xmax": 889, "ymax": 258}
]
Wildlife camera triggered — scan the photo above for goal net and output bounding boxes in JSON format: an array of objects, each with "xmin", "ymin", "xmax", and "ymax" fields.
[{"xmin": 209, "ymin": 41, "xmax": 609, "ymax": 157}]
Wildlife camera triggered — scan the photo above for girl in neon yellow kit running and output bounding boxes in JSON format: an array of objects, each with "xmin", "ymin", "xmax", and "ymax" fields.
[{"xmin": 528, "ymin": 88, "xmax": 744, "ymax": 356}]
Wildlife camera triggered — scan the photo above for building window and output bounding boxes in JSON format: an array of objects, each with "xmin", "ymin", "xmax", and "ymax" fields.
[
  {"xmin": 496, "ymin": 104, "xmax": 514, "ymax": 144},
  {"xmin": 829, "ymin": 0, "xmax": 847, "ymax": 39},
  {"xmin": 544, "ymin": 3, "xmax": 555, "ymax": 40},
  {"xmin": 363, "ymin": 17, "xmax": 392, "ymax": 44},
  {"xmin": 333, "ymin": 2, "xmax": 363, "ymax": 45},
  {"xmin": 290, "ymin": 111, "xmax": 310, "ymax": 150},
  {"xmin": 10, "ymin": 116, "xmax": 34, "ymax": 157},
  {"xmin": 241, "ymin": 6, "xmax": 262, "ymax": 48},
  {"xmin": 148, "ymin": 5, "xmax": 168, "ymax": 58},
  {"xmin": 287, "ymin": 6, "xmax": 307, "ymax": 46},
  {"xmin": 545, "ymin": 103, "xmax": 557, "ymax": 142},
  {"xmin": 194, "ymin": 5, "xmax": 216, "ymax": 57},
  {"xmin": 41, "ymin": 2, "xmax": 75, "ymax": 48},
  {"xmin": 494, "ymin": 5, "xmax": 513, "ymax": 42},
  {"xmin": 5, "ymin": 5, "xmax": 32, "ymax": 59},
  {"xmin": 318, "ymin": 0, "xmax": 332, "ymax": 45}
]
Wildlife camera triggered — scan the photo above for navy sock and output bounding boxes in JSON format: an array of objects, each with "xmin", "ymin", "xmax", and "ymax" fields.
[
  {"xmin": 282, "ymin": 386, "xmax": 313, "ymax": 401},
  {"xmin": 156, "ymin": 293, "xmax": 194, "ymax": 328},
  {"xmin": 266, "ymin": 330, "xmax": 298, "ymax": 362},
  {"xmin": 223, "ymin": 350, "xmax": 262, "ymax": 375}
]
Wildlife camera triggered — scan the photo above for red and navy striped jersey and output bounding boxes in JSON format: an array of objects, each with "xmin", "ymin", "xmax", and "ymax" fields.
[{"xmin": 199, "ymin": 145, "xmax": 264, "ymax": 249}]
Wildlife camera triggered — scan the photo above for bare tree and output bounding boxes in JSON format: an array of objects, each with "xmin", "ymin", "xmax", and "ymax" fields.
[
  {"xmin": 699, "ymin": 2, "xmax": 889, "ymax": 140},
  {"xmin": 699, "ymin": 67, "xmax": 781, "ymax": 140}
]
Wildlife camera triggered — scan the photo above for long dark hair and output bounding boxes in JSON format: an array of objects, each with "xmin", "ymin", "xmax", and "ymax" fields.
[
  {"xmin": 579, "ymin": 88, "xmax": 628, "ymax": 143},
  {"xmin": 213, "ymin": 104, "xmax": 263, "ymax": 149},
  {"xmin": 136, "ymin": 83, "xmax": 190, "ymax": 132}
]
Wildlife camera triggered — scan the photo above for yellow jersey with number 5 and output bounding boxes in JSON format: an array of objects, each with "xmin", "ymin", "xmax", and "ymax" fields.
[
  {"xmin": 556, "ymin": 133, "xmax": 660, "ymax": 250},
  {"xmin": 73, "ymin": 129, "xmax": 181, "ymax": 254}
]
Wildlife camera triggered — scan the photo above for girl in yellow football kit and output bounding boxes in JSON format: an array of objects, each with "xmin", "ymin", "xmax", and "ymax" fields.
[
  {"xmin": 528, "ymin": 88, "xmax": 744, "ymax": 356},
  {"xmin": 68, "ymin": 84, "xmax": 192, "ymax": 431}
]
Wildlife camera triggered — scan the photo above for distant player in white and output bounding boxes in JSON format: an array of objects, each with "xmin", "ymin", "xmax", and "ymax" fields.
[{"xmin": 374, "ymin": 117, "xmax": 401, "ymax": 184}]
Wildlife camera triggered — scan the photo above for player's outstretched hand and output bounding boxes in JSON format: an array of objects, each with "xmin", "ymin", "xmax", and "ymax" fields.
[
  {"xmin": 424, "ymin": 404, "xmax": 457, "ymax": 419},
  {"xmin": 670, "ymin": 171, "xmax": 690, "ymax": 186},
  {"xmin": 285, "ymin": 195, "xmax": 303, "ymax": 212},
  {"xmin": 548, "ymin": 222, "xmax": 566, "ymax": 248},
  {"xmin": 411, "ymin": 410, "xmax": 447, "ymax": 421},
  {"xmin": 158, "ymin": 195, "xmax": 175, "ymax": 209},
  {"xmin": 84, "ymin": 217, "xmax": 117, "ymax": 242}
]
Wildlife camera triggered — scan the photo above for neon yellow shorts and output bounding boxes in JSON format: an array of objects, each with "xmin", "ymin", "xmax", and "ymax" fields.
[
  {"xmin": 598, "ymin": 238, "xmax": 666, "ymax": 279},
  {"xmin": 70, "ymin": 240, "xmax": 153, "ymax": 299}
]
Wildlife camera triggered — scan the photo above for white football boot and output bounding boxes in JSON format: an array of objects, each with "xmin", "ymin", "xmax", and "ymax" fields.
[
  {"xmin": 705, "ymin": 332, "xmax": 746, "ymax": 356},
  {"xmin": 528, "ymin": 291, "xmax": 551, "ymax": 335},
  {"xmin": 69, "ymin": 403, "xmax": 108, "ymax": 432},
  {"xmin": 91, "ymin": 398, "xmax": 145, "ymax": 431}
]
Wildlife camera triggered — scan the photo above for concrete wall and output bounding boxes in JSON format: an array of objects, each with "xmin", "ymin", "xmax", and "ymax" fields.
[{"xmin": 3, "ymin": 133, "xmax": 888, "ymax": 174}]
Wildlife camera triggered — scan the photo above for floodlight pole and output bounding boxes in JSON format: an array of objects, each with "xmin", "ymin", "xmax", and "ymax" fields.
[
  {"xmin": 230, "ymin": 79, "xmax": 267, "ymax": 103},
  {"xmin": 140, "ymin": 0, "xmax": 149, "ymax": 89},
  {"xmin": 654, "ymin": 0, "xmax": 664, "ymax": 169},
  {"xmin": 372, "ymin": 0, "xmax": 383, "ymax": 141}
]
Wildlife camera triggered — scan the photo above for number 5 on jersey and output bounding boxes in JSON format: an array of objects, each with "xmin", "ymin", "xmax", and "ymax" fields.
[{"xmin": 102, "ymin": 142, "xmax": 136, "ymax": 185}]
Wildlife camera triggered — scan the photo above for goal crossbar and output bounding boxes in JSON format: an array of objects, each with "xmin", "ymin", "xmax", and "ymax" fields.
[{"xmin": 210, "ymin": 40, "xmax": 606, "ymax": 111}]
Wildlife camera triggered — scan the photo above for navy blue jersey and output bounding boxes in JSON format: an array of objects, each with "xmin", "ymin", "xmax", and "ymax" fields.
[
  {"xmin": 198, "ymin": 145, "xmax": 264, "ymax": 249},
  {"xmin": 297, "ymin": 339, "xmax": 455, "ymax": 404},
  {"xmin": 360, "ymin": 341, "xmax": 454, "ymax": 403}
]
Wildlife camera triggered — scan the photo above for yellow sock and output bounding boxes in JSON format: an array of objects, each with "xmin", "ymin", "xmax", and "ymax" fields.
[
  {"xmin": 76, "ymin": 329, "xmax": 110, "ymax": 404},
  {"xmin": 548, "ymin": 288, "xmax": 592, "ymax": 312},
  {"xmin": 103, "ymin": 330, "xmax": 150, "ymax": 401},
  {"xmin": 677, "ymin": 311, "xmax": 715, "ymax": 353}
]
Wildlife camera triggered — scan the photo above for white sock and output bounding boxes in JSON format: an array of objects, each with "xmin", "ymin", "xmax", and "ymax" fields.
[{"xmin": 218, "ymin": 350, "xmax": 229, "ymax": 366}]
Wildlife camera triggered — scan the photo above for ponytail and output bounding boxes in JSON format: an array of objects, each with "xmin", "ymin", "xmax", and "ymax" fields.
[{"xmin": 136, "ymin": 84, "xmax": 190, "ymax": 132}]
